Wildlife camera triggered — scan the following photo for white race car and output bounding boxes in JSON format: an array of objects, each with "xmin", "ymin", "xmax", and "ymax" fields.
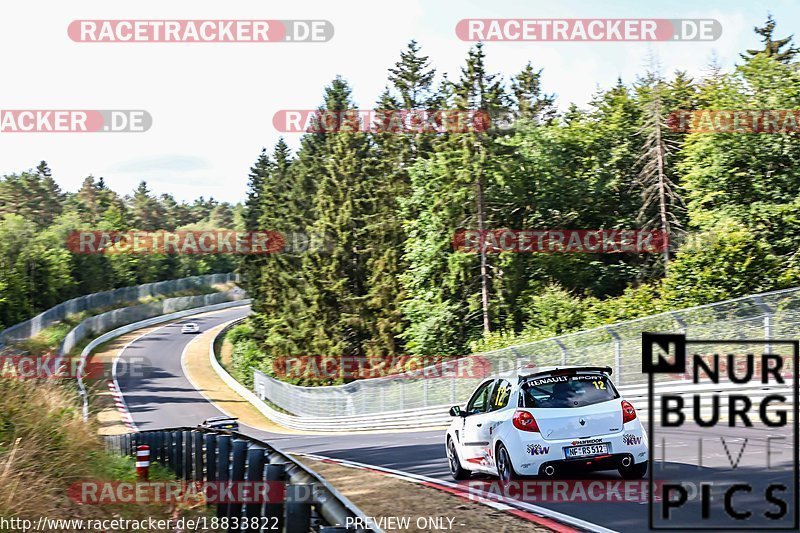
[
  {"xmin": 181, "ymin": 322, "xmax": 200, "ymax": 334},
  {"xmin": 446, "ymin": 366, "xmax": 648, "ymax": 481}
]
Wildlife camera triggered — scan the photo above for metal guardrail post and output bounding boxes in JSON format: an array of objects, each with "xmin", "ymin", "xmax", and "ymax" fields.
[
  {"xmin": 670, "ymin": 311, "xmax": 688, "ymax": 334},
  {"xmin": 216, "ymin": 435, "xmax": 232, "ymax": 518},
  {"xmin": 182, "ymin": 430, "xmax": 193, "ymax": 481},
  {"xmin": 245, "ymin": 446, "xmax": 266, "ymax": 523},
  {"xmin": 285, "ymin": 485, "xmax": 313, "ymax": 533},
  {"xmin": 193, "ymin": 431, "xmax": 204, "ymax": 481},
  {"xmin": 606, "ymin": 327, "xmax": 622, "ymax": 385},
  {"xmin": 153, "ymin": 431, "xmax": 165, "ymax": 466},
  {"xmin": 229, "ymin": 439, "xmax": 249, "ymax": 524},
  {"xmin": 753, "ymin": 296, "xmax": 774, "ymax": 354},
  {"xmin": 264, "ymin": 463, "xmax": 286, "ymax": 531},
  {"xmin": 205, "ymin": 434, "xmax": 217, "ymax": 482},
  {"xmin": 399, "ymin": 381, "xmax": 404, "ymax": 410},
  {"xmin": 510, "ymin": 347, "xmax": 523, "ymax": 374},
  {"xmin": 764, "ymin": 315, "xmax": 773, "ymax": 354},
  {"xmin": 555, "ymin": 339, "xmax": 568, "ymax": 366},
  {"xmin": 172, "ymin": 431, "xmax": 183, "ymax": 479}
]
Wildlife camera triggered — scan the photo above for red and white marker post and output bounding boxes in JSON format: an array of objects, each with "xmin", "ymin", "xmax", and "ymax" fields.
[{"xmin": 136, "ymin": 445, "xmax": 150, "ymax": 481}]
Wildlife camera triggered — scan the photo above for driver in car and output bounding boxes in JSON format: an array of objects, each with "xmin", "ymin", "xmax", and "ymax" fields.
[{"xmin": 542, "ymin": 381, "xmax": 573, "ymax": 408}]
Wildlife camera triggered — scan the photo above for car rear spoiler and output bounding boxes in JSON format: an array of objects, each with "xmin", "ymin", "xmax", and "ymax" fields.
[{"xmin": 518, "ymin": 366, "xmax": 613, "ymax": 383}]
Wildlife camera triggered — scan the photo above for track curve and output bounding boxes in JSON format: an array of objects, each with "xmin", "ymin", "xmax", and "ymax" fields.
[{"xmin": 115, "ymin": 307, "xmax": 796, "ymax": 532}]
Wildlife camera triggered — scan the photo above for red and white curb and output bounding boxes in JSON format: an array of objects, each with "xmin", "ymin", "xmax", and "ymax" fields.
[
  {"xmin": 107, "ymin": 380, "xmax": 137, "ymax": 431},
  {"xmin": 296, "ymin": 453, "xmax": 615, "ymax": 533}
]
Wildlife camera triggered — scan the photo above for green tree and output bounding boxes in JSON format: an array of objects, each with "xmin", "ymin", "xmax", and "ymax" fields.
[{"xmin": 742, "ymin": 15, "xmax": 798, "ymax": 63}]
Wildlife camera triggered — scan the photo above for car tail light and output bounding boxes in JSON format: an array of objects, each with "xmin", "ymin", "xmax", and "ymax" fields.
[
  {"xmin": 512, "ymin": 410, "xmax": 540, "ymax": 432},
  {"xmin": 621, "ymin": 400, "xmax": 637, "ymax": 424}
]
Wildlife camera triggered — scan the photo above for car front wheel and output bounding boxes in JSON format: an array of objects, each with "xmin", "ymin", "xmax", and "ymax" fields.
[
  {"xmin": 496, "ymin": 443, "xmax": 519, "ymax": 482},
  {"xmin": 447, "ymin": 438, "xmax": 470, "ymax": 480}
]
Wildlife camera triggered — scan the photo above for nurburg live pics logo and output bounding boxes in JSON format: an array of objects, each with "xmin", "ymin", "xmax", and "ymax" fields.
[{"xmin": 643, "ymin": 332, "xmax": 799, "ymax": 530}]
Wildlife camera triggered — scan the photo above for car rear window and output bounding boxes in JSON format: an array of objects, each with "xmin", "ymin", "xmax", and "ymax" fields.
[{"xmin": 520, "ymin": 374, "xmax": 619, "ymax": 408}]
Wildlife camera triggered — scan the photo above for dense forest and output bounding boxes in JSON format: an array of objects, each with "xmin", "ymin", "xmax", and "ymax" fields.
[
  {"xmin": 0, "ymin": 166, "xmax": 240, "ymax": 330},
  {"xmin": 237, "ymin": 16, "xmax": 800, "ymax": 384}
]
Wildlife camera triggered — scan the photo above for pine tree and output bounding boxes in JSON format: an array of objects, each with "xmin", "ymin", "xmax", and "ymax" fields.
[
  {"xmin": 400, "ymin": 44, "xmax": 509, "ymax": 354},
  {"xmin": 511, "ymin": 62, "xmax": 555, "ymax": 123},
  {"xmin": 241, "ymin": 149, "xmax": 272, "ymax": 322},
  {"xmin": 451, "ymin": 43, "xmax": 507, "ymax": 335},
  {"xmin": 359, "ymin": 43, "xmax": 440, "ymax": 358},
  {"xmin": 388, "ymin": 40, "xmax": 436, "ymax": 109},
  {"xmin": 742, "ymin": 15, "xmax": 798, "ymax": 63},
  {"xmin": 130, "ymin": 181, "xmax": 166, "ymax": 230},
  {"xmin": 635, "ymin": 75, "xmax": 685, "ymax": 271},
  {"xmin": 301, "ymin": 77, "xmax": 373, "ymax": 359}
]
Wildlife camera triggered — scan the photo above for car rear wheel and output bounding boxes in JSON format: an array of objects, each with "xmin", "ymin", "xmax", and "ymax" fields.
[
  {"xmin": 619, "ymin": 461, "xmax": 647, "ymax": 479},
  {"xmin": 447, "ymin": 438, "xmax": 470, "ymax": 480},
  {"xmin": 496, "ymin": 443, "xmax": 519, "ymax": 482}
]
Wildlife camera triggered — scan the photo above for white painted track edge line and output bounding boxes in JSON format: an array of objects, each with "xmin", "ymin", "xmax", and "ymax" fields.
[
  {"xmin": 111, "ymin": 326, "xmax": 175, "ymax": 432},
  {"xmin": 297, "ymin": 453, "xmax": 618, "ymax": 533}
]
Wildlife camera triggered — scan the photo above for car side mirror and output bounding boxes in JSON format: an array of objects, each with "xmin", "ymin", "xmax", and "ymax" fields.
[{"xmin": 449, "ymin": 406, "xmax": 464, "ymax": 417}]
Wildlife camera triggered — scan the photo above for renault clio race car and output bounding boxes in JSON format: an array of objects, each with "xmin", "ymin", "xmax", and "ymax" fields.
[{"xmin": 445, "ymin": 366, "xmax": 648, "ymax": 481}]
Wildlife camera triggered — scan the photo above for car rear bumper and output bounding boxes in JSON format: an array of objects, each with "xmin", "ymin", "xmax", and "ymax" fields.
[
  {"xmin": 537, "ymin": 452, "xmax": 638, "ymax": 475},
  {"xmin": 506, "ymin": 425, "xmax": 648, "ymax": 476}
]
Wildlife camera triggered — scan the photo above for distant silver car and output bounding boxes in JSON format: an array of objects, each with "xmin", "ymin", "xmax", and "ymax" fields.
[
  {"xmin": 200, "ymin": 416, "xmax": 239, "ymax": 431},
  {"xmin": 181, "ymin": 322, "xmax": 200, "ymax": 334}
]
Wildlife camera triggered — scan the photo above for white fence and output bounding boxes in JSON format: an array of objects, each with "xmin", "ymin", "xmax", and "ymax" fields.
[
  {"xmin": 60, "ymin": 287, "xmax": 245, "ymax": 355},
  {"xmin": 0, "ymin": 272, "xmax": 238, "ymax": 348},
  {"xmin": 252, "ymin": 286, "xmax": 800, "ymax": 419}
]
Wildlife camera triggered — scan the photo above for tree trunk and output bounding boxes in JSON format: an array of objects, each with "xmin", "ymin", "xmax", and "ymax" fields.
[
  {"xmin": 654, "ymin": 101, "xmax": 670, "ymax": 272},
  {"xmin": 476, "ymin": 172, "xmax": 491, "ymax": 334}
]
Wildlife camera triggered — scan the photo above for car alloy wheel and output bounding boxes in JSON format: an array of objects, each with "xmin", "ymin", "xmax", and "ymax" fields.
[
  {"xmin": 447, "ymin": 440, "xmax": 459, "ymax": 474},
  {"xmin": 497, "ymin": 445, "xmax": 513, "ymax": 482},
  {"xmin": 447, "ymin": 438, "xmax": 470, "ymax": 480}
]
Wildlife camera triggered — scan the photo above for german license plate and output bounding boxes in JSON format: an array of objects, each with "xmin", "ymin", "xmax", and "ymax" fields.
[{"xmin": 565, "ymin": 443, "xmax": 609, "ymax": 458}]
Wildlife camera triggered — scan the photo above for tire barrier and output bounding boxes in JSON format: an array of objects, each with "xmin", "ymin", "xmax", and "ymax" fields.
[{"xmin": 105, "ymin": 427, "xmax": 378, "ymax": 532}]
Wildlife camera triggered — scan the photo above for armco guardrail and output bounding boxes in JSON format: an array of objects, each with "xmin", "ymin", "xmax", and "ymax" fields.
[
  {"xmin": 0, "ymin": 272, "xmax": 237, "ymax": 348},
  {"xmin": 77, "ymin": 299, "xmax": 251, "ymax": 421},
  {"xmin": 106, "ymin": 427, "xmax": 377, "ymax": 532},
  {"xmin": 60, "ymin": 287, "xmax": 245, "ymax": 355},
  {"xmin": 209, "ymin": 319, "xmax": 451, "ymax": 431},
  {"xmin": 211, "ymin": 320, "xmax": 790, "ymax": 432},
  {"xmin": 251, "ymin": 286, "xmax": 800, "ymax": 420}
]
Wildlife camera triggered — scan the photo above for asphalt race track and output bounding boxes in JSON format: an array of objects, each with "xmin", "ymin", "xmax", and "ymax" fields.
[{"xmin": 116, "ymin": 307, "xmax": 797, "ymax": 532}]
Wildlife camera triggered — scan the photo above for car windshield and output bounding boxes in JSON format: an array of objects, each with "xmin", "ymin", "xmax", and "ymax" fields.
[{"xmin": 520, "ymin": 373, "xmax": 618, "ymax": 408}]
